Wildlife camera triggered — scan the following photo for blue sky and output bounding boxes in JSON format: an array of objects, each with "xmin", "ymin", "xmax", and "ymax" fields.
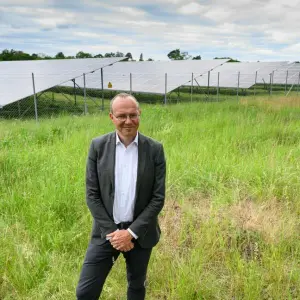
[{"xmin": 0, "ymin": 0, "xmax": 299, "ymax": 62}]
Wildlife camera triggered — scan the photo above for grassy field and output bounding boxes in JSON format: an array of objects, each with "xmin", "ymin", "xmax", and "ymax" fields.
[
  {"xmin": 1, "ymin": 95, "xmax": 300, "ymax": 299},
  {"xmin": 1, "ymin": 83, "xmax": 300, "ymax": 120}
]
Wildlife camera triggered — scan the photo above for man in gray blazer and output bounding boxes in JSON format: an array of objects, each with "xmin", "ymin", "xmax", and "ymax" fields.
[{"xmin": 76, "ymin": 93, "xmax": 166, "ymax": 300}]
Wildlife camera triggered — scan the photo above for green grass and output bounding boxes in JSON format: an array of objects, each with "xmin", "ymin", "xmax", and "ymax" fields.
[
  {"xmin": 2, "ymin": 82, "xmax": 300, "ymax": 120},
  {"xmin": 1, "ymin": 96, "xmax": 300, "ymax": 299}
]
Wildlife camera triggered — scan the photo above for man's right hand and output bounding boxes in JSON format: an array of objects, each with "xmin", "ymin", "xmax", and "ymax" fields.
[
  {"xmin": 119, "ymin": 241, "xmax": 135, "ymax": 252},
  {"xmin": 107, "ymin": 230, "xmax": 135, "ymax": 252}
]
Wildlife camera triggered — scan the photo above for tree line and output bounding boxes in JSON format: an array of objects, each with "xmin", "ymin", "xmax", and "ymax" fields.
[
  {"xmin": 0, "ymin": 49, "xmax": 139, "ymax": 61},
  {"xmin": 0, "ymin": 48, "xmax": 239, "ymax": 62}
]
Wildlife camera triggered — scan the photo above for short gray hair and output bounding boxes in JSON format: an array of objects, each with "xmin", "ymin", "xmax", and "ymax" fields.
[{"xmin": 110, "ymin": 93, "xmax": 140, "ymax": 113}]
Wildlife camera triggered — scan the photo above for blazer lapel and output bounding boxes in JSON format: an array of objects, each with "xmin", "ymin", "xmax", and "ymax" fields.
[
  {"xmin": 107, "ymin": 133, "xmax": 116, "ymax": 214},
  {"xmin": 135, "ymin": 133, "xmax": 146, "ymax": 196}
]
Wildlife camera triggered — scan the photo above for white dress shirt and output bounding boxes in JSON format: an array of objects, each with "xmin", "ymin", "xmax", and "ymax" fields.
[{"xmin": 113, "ymin": 132, "xmax": 138, "ymax": 239}]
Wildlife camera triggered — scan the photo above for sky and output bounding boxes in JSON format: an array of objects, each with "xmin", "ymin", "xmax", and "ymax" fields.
[{"xmin": 0, "ymin": 0, "xmax": 299, "ymax": 62}]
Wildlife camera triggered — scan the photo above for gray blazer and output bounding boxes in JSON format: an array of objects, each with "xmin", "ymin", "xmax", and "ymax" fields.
[{"xmin": 86, "ymin": 132, "xmax": 166, "ymax": 248}]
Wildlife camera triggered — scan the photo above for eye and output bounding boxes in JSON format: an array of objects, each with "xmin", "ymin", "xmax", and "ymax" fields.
[{"xmin": 129, "ymin": 114, "xmax": 138, "ymax": 118}]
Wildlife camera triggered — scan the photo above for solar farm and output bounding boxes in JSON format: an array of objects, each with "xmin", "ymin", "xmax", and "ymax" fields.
[
  {"xmin": 1, "ymin": 59, "xmax": 300, "ymax": 299},
  {"xmin": 1, "ymin": 58, "xmax": 300, "ymax": 119}
]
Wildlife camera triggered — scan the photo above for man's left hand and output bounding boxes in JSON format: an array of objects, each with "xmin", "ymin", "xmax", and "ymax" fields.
[{"xmin": 107, "ymin": 230, "xmax": 134, "ymax": 251}]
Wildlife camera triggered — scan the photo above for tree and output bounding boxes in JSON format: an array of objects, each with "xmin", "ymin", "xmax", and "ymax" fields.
[
  {"xmin": 76, "ymin": 51, "xmax": 93, "ymax": 58},
  {"xmin": 214, "ymin": 57, "xmax": 240, "ymax": 62},
  {"xmin": 167, "ymin": 49, "xmax": 181, "ymax": 60},
  {"xmin": 38, "ymin": 53, "xmax": 53, "ymax": 59},
  {"xmin": 0, "ymin": 49, "xmax": 32, "ymax": 61},
  {"xmin": 167, "ymin": 49, "xmax": 191, "ymax": 60},
  {"xmin": 55, "ymin": 52, "xmax": 65, "ymax": 59},
  {"xmin": 115, "ymin": 51, "xmax": 124, "ymax": 57},
  {"xmin": 94, "ymin": 53, "xmax": 103, "ymax": 58},
  {"xmin": 104, "ymin": 52, "xmax": 116, "ymax": 57},
  {"xmin": 37, "ymin": 53, "xmax": 47, "ymax": 59},
  {"xmin": 181, "ymin": 51, "xmax": 191, "ymax": 60},
  {"xmin": 192, "ymin": 55, "xmax": 201, "ymax": 60},
  {"xmin": 125, "ymin": 52, "xmax": 133, "ymax": 60},
  {"xmin": 31, "ymin": 53, "xmax": 38, "ymax": 60},
  {"xmin": 147, "ymin": 58, "xmax": 154, "ymax": 61},
  {"xmin": 139, "ymin": 53, "xmax": 143, "ymax": 61}
]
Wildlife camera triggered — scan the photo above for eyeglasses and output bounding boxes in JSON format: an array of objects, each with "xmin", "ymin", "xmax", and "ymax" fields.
[{"xmin": 113, "ymin": 114, "xmax": 140, "ymax": 122}]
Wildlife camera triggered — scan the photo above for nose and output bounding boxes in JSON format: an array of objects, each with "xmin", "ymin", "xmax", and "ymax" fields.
[{"xmin": 124, "ymin": 116, "xmax": 133, "ymax": 124}]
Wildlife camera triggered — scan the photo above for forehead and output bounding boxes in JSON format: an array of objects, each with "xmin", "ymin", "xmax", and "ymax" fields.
[{"xmin": 112, "ymin": 97, "xmax": 138, "ymax": 112}]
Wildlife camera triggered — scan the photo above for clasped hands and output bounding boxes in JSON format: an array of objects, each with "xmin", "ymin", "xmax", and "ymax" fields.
[{"xmin": 107, "ymin": 230, "xmax": 134, "ymax": 252}]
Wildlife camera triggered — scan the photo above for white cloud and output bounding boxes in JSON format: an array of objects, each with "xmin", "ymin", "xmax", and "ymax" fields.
[
  {"xmin": 125, "ymin": 20, "xmax": 167, "ymax": 28},
  {"xmin": 281, "ymin": 43, "xmax": 300, "ymax": 55},
  {"xmin": 0, "ymin": 6, "xmax": 77, "ymax": 29},
  {"xmin": 117, "ymin": 6, "xmax": 146, "ymax": 17},
  {"xmin": 1, "ymin": 0, "xmax": 300, "ymax": 62},
  {"xmin": 177, "ymin": 2, "xmax": 206, "ymax": 15},
  {"xmin": 0, "ymin": 0, "xmax": 47, "ymax": 4},
  {"xmin": 204, "ymin": 7, "xmax": 232, "ymax": 22}
]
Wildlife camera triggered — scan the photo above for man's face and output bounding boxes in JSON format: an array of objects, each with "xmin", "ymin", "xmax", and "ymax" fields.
[{"xmin": 109, "ymin": 97, "xmax": 141, "ymax": 140}]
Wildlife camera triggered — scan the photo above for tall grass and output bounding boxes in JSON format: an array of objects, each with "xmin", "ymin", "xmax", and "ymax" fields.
[{"xmin": 1, "ymin": 96, "xmax": 300, "ymax": 299}]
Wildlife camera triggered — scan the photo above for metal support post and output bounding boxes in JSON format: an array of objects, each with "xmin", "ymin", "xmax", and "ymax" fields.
[
  {"xmin": 269, "ymin": 73, "xmax": 272, "ymax": 95},
  {"xmin": 254, "ymin": 71, "xmax": 257, "ymax": 96},
  {"xmin": 285, "ymin": 70, "xmax": 288, "ymax": 94},
  {"xmin": 32, "ymin": 73, "xmax": 38, "ymax": 122},
  {"xmin": 83, "ymin": 73, "xmax": 87, "ymax": 114},
  {"xmin": 217, "ymin": 72, "xmax": 220, "ymax": 101},
  {"xmin": 207, "ymin": 71, "xmax": 210, "ymax": 100},
  {"xmin": 298, "ymin": 72, "xmax": 300, "ymax": 95},
  {"xmin": 271, "ymin": 71, "xmax": 274, "ymax": 95},
  {"xmin": 130, "ymin": 73, "xmax": 132, "ymax": 95},
  {"xmin": 164, "ymin": 73, "xmax": 167, "ymax": 105},
  {"xmin": 237, "ymin": 72, "xmax": 240, "ymax": 101},
  {"xmin": 73, "ymin": 79, "xmax": 77, "ymax": 106},
  {"xmin": 17, "ymin": 100, "xmax": 21, "ymax": 117},
  {"xmin": 191, "ymin": 72, "xmax": 194, "ymax": 102},
  {"xmin": 101, "ymin": 68, "xmax": 104, "ymax": 111},
  {"xmin": 272, "ymin": 72, "xmax": 274, "ymax": 95}
]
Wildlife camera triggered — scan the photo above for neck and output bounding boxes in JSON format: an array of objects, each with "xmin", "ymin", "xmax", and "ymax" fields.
[{"xmin": 117, "ymin": 132, "xmax": 136, "ymax": 147}]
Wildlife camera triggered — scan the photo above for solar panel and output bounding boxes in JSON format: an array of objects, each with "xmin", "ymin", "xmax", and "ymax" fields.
[
  {"xmin": 272, "ymin": 62, "xmax": 300, "ymax": 85},
  {"xmin": 0, "ymin": 57, "xmax": 123, "ymax": 107},
  {"xmin": 191, "ymin": 61, "xmax": 289, "ymax": 88},
  {"xmin": 62, "ymin": 60, "xmax": 228, "ymax": 94}
]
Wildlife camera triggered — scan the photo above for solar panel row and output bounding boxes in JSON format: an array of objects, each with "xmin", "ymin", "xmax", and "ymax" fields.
[
  {"xmin": 192, "ymin": 62, "xmax": 290, "ymax": 88},
  {"xmin": 0, "ymin": 58, "xmax": 123, "ymax": 107},
  {"xmin": 62, "ymin": 59, "xmax": 229, "ymax": 94},
  {"xmin": 1, "ymin": 59, "xmax": 299, "ymax": 108}
]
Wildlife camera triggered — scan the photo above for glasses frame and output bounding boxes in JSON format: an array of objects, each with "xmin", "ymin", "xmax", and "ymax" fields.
[{"xmin": 112, "ymin": 113, "xmax": 140, "ymax": 122}]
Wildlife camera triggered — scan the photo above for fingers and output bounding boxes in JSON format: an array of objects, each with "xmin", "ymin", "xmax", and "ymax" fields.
[
  {"xmin": 106, "ymin": 230, "xmax": 118, "ymax": 240},
  {"xmin": 110, "ymin": 230, "xmax": 131, "ymax": 244},
  {"xmin": 121, "ymin": 243, "xmax": 135, "ymax": 252},
  {"xmin": 111, "ymin": 241, "xmax": 134, "ymax": 252},
  {"xmin": 108, "ymin": 230, "xmax": 122, "ymax": 242}
]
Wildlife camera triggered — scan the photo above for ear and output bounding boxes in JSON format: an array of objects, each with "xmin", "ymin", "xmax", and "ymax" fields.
[{"xmin": 109, "ymin": 112, "xmax": 114, "ymax": 121}]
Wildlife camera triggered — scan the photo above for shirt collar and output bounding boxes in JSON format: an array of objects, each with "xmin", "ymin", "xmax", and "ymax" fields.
[{"xmin": 116, "ymin": 132, "xmax": 139, "ymax": 146}]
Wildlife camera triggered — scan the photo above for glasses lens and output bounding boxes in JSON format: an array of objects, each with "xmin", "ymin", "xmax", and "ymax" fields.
[
  {"xmin": 115, "ymin": 114, "xmax": 139, "ymax": 121},
  {"xmin": 115, "ymin": 114, "xmax": 139, "ymax": 122}
]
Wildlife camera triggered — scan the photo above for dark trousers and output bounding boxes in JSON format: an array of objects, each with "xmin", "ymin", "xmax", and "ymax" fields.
[{"xmin": 76, "ymin": 241, "xmax": 152, "ymax": 300}]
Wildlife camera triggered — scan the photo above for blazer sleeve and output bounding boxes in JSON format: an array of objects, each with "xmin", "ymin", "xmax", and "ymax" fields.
[
  {"xmin": 129, "ymin": 143, "xmax": 166, "ymax": 238},
  {"xmin": 85, "ymin": 140, "xmax": 117, "ymax": 238}
]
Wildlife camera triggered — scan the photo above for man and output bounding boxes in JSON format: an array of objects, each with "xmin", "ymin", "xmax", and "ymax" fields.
[{"xmin": 76, "ymin": 93, "xmax": 166, "ymax": 300}]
